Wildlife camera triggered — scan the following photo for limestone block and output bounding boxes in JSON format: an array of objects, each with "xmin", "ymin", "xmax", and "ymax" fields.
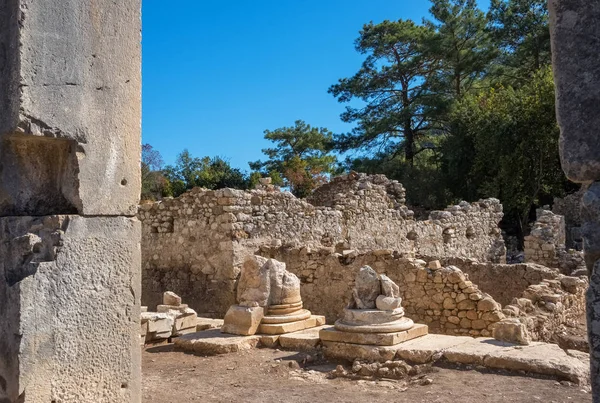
[
  {"xmin": 142, "ymin": 312, "xmax": 174, "ymax": 335},
  {"xmin": 427, "ymin": 260, "xmax": 442, "ymax": 270},
  {"xmin": 395, "ymin": 334, "xmax": 474, "ymax": 364},
  {"xmin": 0, "ymin": 1, "xmax": 142, "ymax": 216},
  {"xmin": 320, "ymin": 324, "xmax": 428, "ymax": 346},
  {"xmin": 174, "ymin": 329, "xmax": 261, "ymax": 355},
  {"xmin": 221, "ymin": 305, "xmax": 264, "ymax": 336},
  {"xmin": 156, "ymin": 304, "xmax": 189, "ymax": 314},
  {"xmin": 380, "ymin": 274, "xmax": 400, "ymax": 297},
  {"xmin": 196, "ymin": 318, "xmax": 224, "ymax": 331},
  {"xmin": 237, "ymin": 255, "xmax": 270, "ymax": 307},
  {"xmin": 376, "ymin": 295, "xmax": 402, "ymax": 311},
  {"xmin": 492, "ymin": 319, "xmax": 531, "ymax": 346},
  {"xmin": 0, "ymin": 215, "xmax": 141, "ymax": 403},
  {"xmin": 258, "ymin": 315, "xmax": 326, "ymax": 335},
  {"xmin": 163, "ymin": 291, "xmax": 182, "ymax": 306},
  {"xmin": 259, "ymin": 334, "xmax": 281, "ymax": 348},
  {"xmin": 483, "ymin": 342, "xmax": 590, "ymax": 386},
  {"xmin": 266, "ymin": 258, "xmax": 302, "ymax": 305},
  {"xmin": 174, "ymin": 310, "xmax": 199, "ymax": 332},
  {"xmin": 352, "ymin": 266, "xmax": 380, "ymax": 309},
  {"xmin": 549, "ymin": 0, "xmax": 600, "ymax": 182},
  {"xmin": 278, "ymin": 325, "xmax": 331, "ymax": 350},
  {"xmin": 322, "ymin": 341, "xmax": 398, "ymax": 363}
]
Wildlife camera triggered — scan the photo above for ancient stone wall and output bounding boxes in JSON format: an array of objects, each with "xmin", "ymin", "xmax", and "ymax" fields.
[
  {"xmin": 139, "ymin": 174, "xmax": 506, "ymax": 316},
  {"xmin": 553, "ymin": 186, "xmax": 586, "ymax": 249},
  {"xmin": 258, "ymin": 247, "xmax": 586, "ymax": 342},
  {"xmin": 421, "ymin": 256, "xmax": 564, "ymax": 306},
  {"xmin": 524, "ymin": 209, "xmax": 586, "ymax": 275}
]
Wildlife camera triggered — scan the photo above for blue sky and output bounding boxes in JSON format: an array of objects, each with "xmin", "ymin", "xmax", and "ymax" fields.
[{"xmin": 142, "ymin": 0, "xmax": 490, "ymax": 170}]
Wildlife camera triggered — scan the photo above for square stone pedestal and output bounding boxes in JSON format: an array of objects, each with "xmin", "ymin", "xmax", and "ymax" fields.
[
  {"xmin": 319, "ymin": 324, "xmax": 428, "ymax": 346},
  {"xmin": 257, "ymin": 315, "xmax": 326, "ymax": 335}
]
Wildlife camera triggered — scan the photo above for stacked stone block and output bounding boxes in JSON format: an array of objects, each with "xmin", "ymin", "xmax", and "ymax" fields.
[
  {"xmin": 524, "ymin": 209, "xmax": 586, "ymax": 275},
  {"xmin": 141, "ymin": 292, "xmax": 199, "ymax": 343},
  {"xmin": 0, "ymin": 2, "xmax": 142, "ymax": 402}
]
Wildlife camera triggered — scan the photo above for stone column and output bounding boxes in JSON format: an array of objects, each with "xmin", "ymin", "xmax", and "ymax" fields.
[
  {"xmin": 0, "ymin": 2, "xmax": 141, "ymax": 402},
  {"xmin": 549, "ymin": 0, "xmax": 600, "ymax": 399}
]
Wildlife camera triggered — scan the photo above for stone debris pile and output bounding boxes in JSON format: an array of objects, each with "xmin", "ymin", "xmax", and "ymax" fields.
[
  {"xmin": 141, "ymin": 291, "xmax": 199, "ymax": 343},
  {"xmin": 320, "ymin": 266, "xmax": 428, "ymax": 347},
  {"xmin": 222, "ymin": 256, "xmax": 325, "ymax": 336}
]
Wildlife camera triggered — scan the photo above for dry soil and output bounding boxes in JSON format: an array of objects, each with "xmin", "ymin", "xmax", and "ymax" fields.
[{"xmin": 142, "ymin": 344, "xmax": 591, "ymax": 403}]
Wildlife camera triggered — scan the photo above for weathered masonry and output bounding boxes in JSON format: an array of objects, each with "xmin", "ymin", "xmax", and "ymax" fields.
[
  {"xmin": 139, "ymin": 173, "xmax": 506, "ymax": 316},
  {"xmin": 0, "ymin": 2, "xmax": 142, "ymax": 402},
  {"xmin": 549, "ymin": 0, "xmax": 600, "ymax": 399}
]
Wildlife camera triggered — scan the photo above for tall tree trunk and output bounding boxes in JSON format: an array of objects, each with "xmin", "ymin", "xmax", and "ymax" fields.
[{"xmin": 402, "ymin": 85, "xmax": 414, "ymax": 167}]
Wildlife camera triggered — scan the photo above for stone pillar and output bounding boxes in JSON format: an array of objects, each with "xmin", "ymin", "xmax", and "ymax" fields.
[
  {"xmin": 0, "ymin": 2, "xmax": 141, "ymax": 402},
  {"xmin": 549, "ymin": 0, "xmax": 600, "ymax": 398}
]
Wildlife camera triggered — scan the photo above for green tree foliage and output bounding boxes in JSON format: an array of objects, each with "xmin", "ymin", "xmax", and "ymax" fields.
[
  {"xmin": 442, "ymin": 68, "xmax": 570, "ymax": 241},
  {"xmin": 329, "ymin": 0, "xmax": 569, "ymax": 241},
  {"xmin": 164, "ymin": 150, "xmax": 250, "ymax": 197},
  {"xmin": 425, "ymin": 0, "xmax": 496, "ymax": 99},
  {"xmin": 328, "ymin": 20, "xmax": 438, "ymax": 166},
  {"xmin": 487, "ymin": 0, "xmax": 550, "ymax": 81},
  {"xmin": 250, "ymin": 120, "xmax": 338, "ymax": 198},
  {"xmin": 141, "ymin": 144, "xmax": 169, "ymax": 201}
]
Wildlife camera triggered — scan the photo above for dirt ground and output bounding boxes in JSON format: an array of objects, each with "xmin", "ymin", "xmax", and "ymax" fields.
[{"xmin": 142, "ymin": 345, "xmax": 591, "ymax": 403}]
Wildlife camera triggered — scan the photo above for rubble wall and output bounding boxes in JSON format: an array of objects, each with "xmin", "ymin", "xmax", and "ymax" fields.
[
  {"xmin": 524, "ymin": 209, "xmax": 586, "ymax": 275},
  {"xmin": 423, "ymin": 256, "xmax": 564, "ymax": 306},
  {"xmin": 139, "ymin": 174, "xmax": 506, "ymax": 315},
  {"xmin": 259, "ymin": 247, "xmax": 586, "ymax": 342}
]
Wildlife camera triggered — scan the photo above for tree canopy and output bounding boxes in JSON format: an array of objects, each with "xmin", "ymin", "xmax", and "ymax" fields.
[{"xmin": 250, "ymin": 120, "xmax": 338, "ymax": 197}]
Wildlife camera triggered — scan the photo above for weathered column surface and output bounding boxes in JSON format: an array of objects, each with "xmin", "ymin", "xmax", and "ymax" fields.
[
  {"xmin": 0, "ymin": 1, "xmax": 141, "ymax": 402},
  {"xmin": 549, "ymin": 0, "xmax": 600, "ymax": 399}
]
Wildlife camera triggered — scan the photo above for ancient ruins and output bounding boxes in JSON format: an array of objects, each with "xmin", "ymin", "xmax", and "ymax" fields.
[
  {"xmin": 139, "ymin": 173, "xmax": 586, "ymax": 346},
  {"xmin": 1, "ymin": 0, "xmax": 599, "ymax": 402},
  {"xmin": 221, "ymin": 255, "xmax": 325, "ymax": 336},
  {"xmin": 319, "ymin": 266, "xmax": 429, "ymax": 346}
]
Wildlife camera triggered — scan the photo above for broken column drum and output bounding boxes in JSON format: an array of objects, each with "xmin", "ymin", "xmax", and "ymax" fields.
[
  {"xmin": 221, "ymin": 256, "xmax": 324, "ymax": 336},
  {"xmin": 320, "ymin": 266, "xmax": 428, "ymax": 346},
  {"xmin": 335, "ymin": 268, "xmax": 414, "ymax": 333}
]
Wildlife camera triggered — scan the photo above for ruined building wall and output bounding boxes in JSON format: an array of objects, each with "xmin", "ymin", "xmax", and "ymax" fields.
[
  {"xmin": 524, "ymin": 209, "xmax": 586, "ymax": 275},
  {"xmin": 259, "ymin": 247, "xmax": 586, "ymax": 342},
  {"xmin": 139, "ymin": 174, "xmax": 506, "ymax": 316},
  {"xmin": 553, "ymin": 186, "xmax": 586, "ymax": 249},
  {"xmin": 420, "ymin": 256, "xmax": 564, "ymax": 306}
]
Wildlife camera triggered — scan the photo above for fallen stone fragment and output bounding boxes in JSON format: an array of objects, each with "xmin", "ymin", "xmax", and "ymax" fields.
[
  {"xmin": 493, "ymin": 318, "xmax": 531, "ymax": 346},
  {"xmin": 174, "ymin": 329, "xmax": 261, "ymax": 355},
  {"xmin": 221, "ymin": 306, "xmax": 264, "ymax": 336},
  {"xmin": 163, "ymin": 291, "xmax": 182, "ymax": 306},
  {"xmin": 352, "ymin": 266, "xmax": 381, "ymax": 309}
]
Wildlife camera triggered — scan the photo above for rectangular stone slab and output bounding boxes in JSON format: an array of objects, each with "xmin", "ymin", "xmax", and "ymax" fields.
[
  {"xmin": 0, "ymin": 0, "xmax": 141, "ymax": 216},
  {"xmin": 174, "ymin": 329, "xmax": 260, "ymax": 355},
  {"xmin": 278, "ymin": 325, "xmax": 331, "ymax": 350},
  {"xmin": 257, "ymin": 315, "xmax": 326, "ymax": 335},
  {"xmin": 0, "ymin": 215, "xmax": 141, "ymax": 403},
  {"xmin": 319, "ymin": 324, "xmax": 428, "ymax": 346}
]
